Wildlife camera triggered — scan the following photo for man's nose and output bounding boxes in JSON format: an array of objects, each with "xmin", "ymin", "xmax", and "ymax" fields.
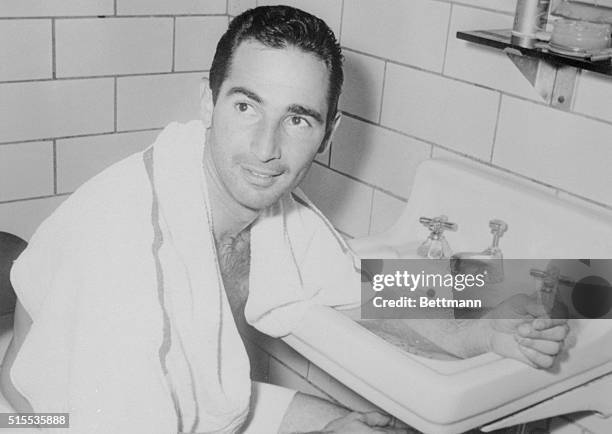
[{"xmin": 250, "ymin": 121, "xmax": 281, "ymax": 162}]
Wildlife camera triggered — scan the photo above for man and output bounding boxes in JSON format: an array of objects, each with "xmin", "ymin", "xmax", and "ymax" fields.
[{"xmin": 0, "ymin": 6, "xmax": 567, "ymax": 434}]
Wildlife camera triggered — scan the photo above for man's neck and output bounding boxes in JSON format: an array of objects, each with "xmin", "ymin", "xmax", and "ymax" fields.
[{"xmin": 202, "ymin": 137, "xmax": 258, "ymax": 241}]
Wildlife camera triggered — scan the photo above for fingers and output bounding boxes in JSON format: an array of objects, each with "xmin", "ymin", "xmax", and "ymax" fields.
[
  {"xmin": 517, "ymin": 322, "xmax": 569, "ymax": 341},
  {"xmin": 515, "ymin": 336, "xmax": 562, "ymax": 355},
  {"xmin": 518, "ymin": 345, "xmax": 555, "ymax": 369},
  {"xmin": 358, "ymin": 412, "xmax": 393, "ymax": 427},
  {"xmin": 357, "ymin": 412, "xmax": 412, "ymax": 433}
]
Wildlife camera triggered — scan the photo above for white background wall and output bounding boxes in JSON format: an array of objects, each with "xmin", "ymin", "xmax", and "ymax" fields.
[{"xmin": 0, "ymin": 0, "xmax": 227, "ymax": 239}]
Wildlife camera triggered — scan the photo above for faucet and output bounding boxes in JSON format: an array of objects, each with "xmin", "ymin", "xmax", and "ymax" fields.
[
  {"xmin": 450, "ymin": 219, "xmax": 508, "ymax": 284},
  {"xmin": 416, "ymin": 215, "xmax": 458, "ymax": 259},
  {"xmin": 530, "ymin": 263, "xmax": 575, "ymax": 317}
]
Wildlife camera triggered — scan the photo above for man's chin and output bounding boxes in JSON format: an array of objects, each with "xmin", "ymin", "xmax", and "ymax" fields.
[{"xmin": 237, "ymin": 191, "xmax": 285, "ymax": 212}]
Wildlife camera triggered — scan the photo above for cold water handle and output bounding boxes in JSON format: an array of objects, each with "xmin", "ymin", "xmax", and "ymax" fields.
[{"xmin": 417, "ymin": 215, "xmax": 458, "ymax": 259}]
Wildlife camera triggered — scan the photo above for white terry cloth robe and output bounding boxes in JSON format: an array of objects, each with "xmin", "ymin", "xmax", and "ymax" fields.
[{"xmin": 8, "ymin": 120, "xmax": 361, "ymax": 434}]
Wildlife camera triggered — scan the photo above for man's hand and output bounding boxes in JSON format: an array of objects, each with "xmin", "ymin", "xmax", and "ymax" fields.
[
  {"xmin": 483, "ymin": 293, "xmax": 570, "ymax": 368},
  {"xmin": 320, "ymin": 412, "xmax": 411, "ymax": 433}
]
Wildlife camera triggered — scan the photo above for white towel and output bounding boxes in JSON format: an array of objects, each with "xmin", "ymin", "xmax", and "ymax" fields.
[{"xmin": 9, "ymin": 120, "xmax": 360, "ymax": 433}]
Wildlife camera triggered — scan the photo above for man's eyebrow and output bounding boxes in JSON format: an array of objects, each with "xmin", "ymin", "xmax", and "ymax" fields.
[
  {"xmin": 288, "ymin": 104, "xmax": 324, "ymax": 124},
  {"xmin": 226, "ymin": 86, "xmax": 263, "ymax": 104}
]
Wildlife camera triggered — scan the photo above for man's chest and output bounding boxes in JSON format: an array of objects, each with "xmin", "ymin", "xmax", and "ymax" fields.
[{"xmin": 216, "ymin": 231, "xmax": 251, "ymax": 319}]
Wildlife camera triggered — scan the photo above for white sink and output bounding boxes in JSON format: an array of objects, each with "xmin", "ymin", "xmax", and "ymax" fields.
[{"xmin": 285, "ymin": 159, "xmax": 612, "ymax": 433}]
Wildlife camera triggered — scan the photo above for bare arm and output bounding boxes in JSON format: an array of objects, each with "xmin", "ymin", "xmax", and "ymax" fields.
[
  {"xmin": 0, "ymin": 300, "xmax": 35, "ymax": 412},
  {"xmin": 376, "ymin": 318, "xmax": 490, "ymax": 359},
  {"xmin": 355, "ymin": 294, "xmax": 569, "ymax": 368}
]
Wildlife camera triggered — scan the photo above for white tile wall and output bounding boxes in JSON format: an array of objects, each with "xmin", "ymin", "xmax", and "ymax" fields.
[
  {"xmin": 331, "ymin": 116, "xmax": 430, "ymax": 198},
  {"xmin": 432, "ymin": 147, "xmax": 559, "ymax": 196},
  {"xmin": 228, "ymin": 0, "xmax": 256, "ymax": 16},
  {"xmin": 257, "ymin": 0, "xmax": 343, "ymax": 37},
  {"xmin": 0, "ymin": 20, "xmax": 52, "ymax": 82},
  {"xmin": 300, "ymin": 164, "xmax": 373, "ymax": 238},
  {"xmin": 494, "ymin": 96, "xmax": 612, "ymax": 205},
  {"xmin": 117, "ymin": 0, "xmax": 226, "ymax": 15},
  {"xmin": 444, "ymin": 5, "xmax": 542, "ymax": 101},
  {"xmin": 56, "ymin": 130, "xmax": 160, "ymax": 194},
  {"xmin": 369, "ymin": 191, "xmax": 406, "ymax": 236},
  {"xmin": 340, "ymin": 50, "xmax": 386, "ymax": 123},
  {"xmin": 342, "ymin": 0, "xmax": 451, "ymax": 73},
  {"xmin": 174, "ymin": 17, "xmax": 228, "ymax": 72},
  {"xmin": 574, "ymin": 71, "xmax": 612, "ymax": 125},
  {"xmin": 56, "ymin": 18, "xmax": 173, "ymax": 77},
  {"xmin": 117, "ymin": 72, "xmax": 204, "ymax": 131},
  {"xmin": 381, "ymin": 63, "xmax": 499, "ymax": 160},
  {"xmin": 453, "ymin": 0, "xmax": 517, "ymax": 14},
  {"xmin": 0, "ymin": 142, "xmax": 54, "ymax": 201},
  {"xmin": 0, "ymin": 196, "xmax": 67, "ymax": 240},
  {"xmin": 0, "ymin": 79, "xmax": 114, "ymax": 143},
  {"xmin": 0, "ymin": 0, "xmax": 114, "ymax": 17}
]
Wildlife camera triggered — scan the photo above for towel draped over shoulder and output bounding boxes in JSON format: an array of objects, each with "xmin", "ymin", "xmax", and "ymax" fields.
[{"xmin": 10, "ymin": 120, "xmax": 360, "ymax": 433}]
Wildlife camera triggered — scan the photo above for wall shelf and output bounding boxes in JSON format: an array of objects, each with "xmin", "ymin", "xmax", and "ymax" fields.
[
  {"xmin": 457, "ymin": 29, "xmax": 612, "ymax": 110},
  {"xmin": 457, "ymin": 29, "xmax": 612, "ymax": 75}
]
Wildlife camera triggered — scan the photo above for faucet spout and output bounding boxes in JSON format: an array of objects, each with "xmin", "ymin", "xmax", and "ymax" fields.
[{"xmin": 450, "ymin": 219, "xmax": 508, "ymax": 284}]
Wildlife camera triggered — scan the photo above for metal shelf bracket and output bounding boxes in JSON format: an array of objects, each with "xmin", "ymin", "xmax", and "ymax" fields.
[{"xmin": 506, "ymin": 49, "xmax": 579, "ymax": 110}]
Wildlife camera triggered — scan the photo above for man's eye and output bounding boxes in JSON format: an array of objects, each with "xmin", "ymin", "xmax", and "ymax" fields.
[
  {"xmin": 288, "ymin": 116, "xmax": 310, "ymax": 128},
  {"xmin": 235, "ymin": 102, "xmax": 254, "ymax": 114}
]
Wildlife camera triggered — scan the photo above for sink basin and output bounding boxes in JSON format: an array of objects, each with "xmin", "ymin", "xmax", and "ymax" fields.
[{"xmin": 285, "ymin": 159, "xmax": 612, "ymax": 433}]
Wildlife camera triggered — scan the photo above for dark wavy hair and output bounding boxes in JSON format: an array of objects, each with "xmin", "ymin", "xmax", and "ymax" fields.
[{"xmin": 209, "ymin": 5, "xmax": 344, "ymax": 133}]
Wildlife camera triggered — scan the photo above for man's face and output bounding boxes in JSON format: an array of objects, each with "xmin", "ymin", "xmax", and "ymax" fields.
[{"xmin": 204, "ymin": 40, "xmax": 339, "ymax": 212}]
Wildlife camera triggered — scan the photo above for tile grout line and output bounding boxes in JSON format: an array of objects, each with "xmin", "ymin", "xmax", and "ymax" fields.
[
  {"xmin": 441, "ymin": 3, "xmax": 454, "ymax": 75},
  {"xmin": 367, "ymin": 188, "xmax": 375, "ymax": 235},
  {"xmin": 0, "ymin": 193, "xmax": 71, "ymax": 206},
  {"xmin": 312, "ymin": 160, "xmax": 408, "ymax": 203},
  {"xmin": 377, "ymin": 61, "xmax": 388, "ymax": 125},
  {"xmin": 336, "ymin": 111, "xmax": 612, "ymax": 212},
  {"xmin": 339, "ymin": 46, "xmax": 612, "ymax": 129},
  {"xmin": 0, "ymin": 69, "xmax": 209, "ymax": 85},
  {"xmin": 438, "ymin": 0, "xmax": 515, "ymax": 17},
  {"xmin": 0, "ymin": 127, "xmax": 164, "ymax": 147},
  {"xmin": 171, "ymin": 16, "xmax": 177, "ymax": 72},
  {"xmin": 338, "ymin": 0, "xmax": 345, "ymax": 45},
  {"xmin": 114, "ymin": 77, "xmax": 118, "ymax": 132},
  {"xmin": 51, "ymin": 19, "xmax": 56, "ymax": 79},
  {"xmin": 489, "ymin": 92, "xmax": 503, "ymax": 163},
  {"xmin": 52, "ymin": 139, "xmax": 58, "ymax": 195},
  {"xmin": 267, "ymin": 354, "xmax": 337, "ymax": 404},
  {"xmin": 0, "ymin": 14, "xmax": 228, "ymax": 20}
]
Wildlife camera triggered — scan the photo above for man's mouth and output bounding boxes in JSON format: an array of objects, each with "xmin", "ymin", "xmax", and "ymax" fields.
[{"xmin": 240, "ymin": 165, "xmax": 282, "ymax": 187}]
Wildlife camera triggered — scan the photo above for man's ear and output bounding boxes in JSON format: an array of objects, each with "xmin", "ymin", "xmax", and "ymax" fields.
[
  {"xmin": 200, "ymin": 78, "xmax": 214, "ymax": 128},
  {"xmin": 318, "ymin": 111, "xmax": 342, "ymax": 154}
]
